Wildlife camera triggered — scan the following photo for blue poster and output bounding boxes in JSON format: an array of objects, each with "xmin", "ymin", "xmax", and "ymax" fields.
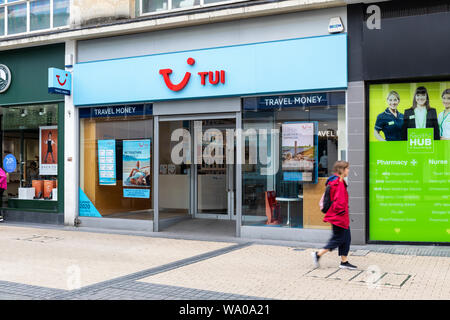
[
  {"xmin": 123, "ymin": 189, "xmax": 150, "ymax": 198},
  {"xmin": 98, "ymin": 140, "xmax": 116, "ymax": 185},
  {"xmin": 79, "ymin": 188, "xmax": 102, "ymax": 217},
  {"xmin": 123, "ymin": 139, "xmax": 151, "ymax": 187},
  {"xmin": 283, "ymin": 172, "xmax": 304, "ymax": 182},
  {"xmin": 3, "ymin": 154, "xmax": 17, "ymax": 173}
]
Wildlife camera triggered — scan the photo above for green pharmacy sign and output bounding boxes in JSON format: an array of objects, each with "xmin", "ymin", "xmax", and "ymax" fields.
[{"xmin": 369, "ymin": 81, "xmax": 450, "ymax": 243}]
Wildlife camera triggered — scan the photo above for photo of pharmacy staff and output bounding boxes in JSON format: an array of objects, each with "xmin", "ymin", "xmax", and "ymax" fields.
[
  {"xmin": 401, "ymin": 86, "xmax": 440, "ymax": 141},
  {"xmin": 374, "ymin": 91, "xmax": 404, "ymax": 141},
  {"xmin": 438, "ymin": 89, "xmax": 450, "ymax": 140}
]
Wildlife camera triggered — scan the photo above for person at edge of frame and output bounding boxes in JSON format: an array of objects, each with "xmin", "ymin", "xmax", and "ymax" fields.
[
  {"xmin": 438, "ymin": 88, "xmax": 450, "ymax": 140},
  {"xmin": 311, "ymin": 161, "xmax": 357, "ymax": 270},
  {"xmin": 0, "ymin": 166, "xmax": 7, "ymax": 222}
]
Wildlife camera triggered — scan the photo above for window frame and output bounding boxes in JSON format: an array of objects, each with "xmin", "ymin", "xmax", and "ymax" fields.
[
  {"xmin": 139, "ymin": 0, "xmax": 250, "ymax": 17},
  {"xmin": 0, "ymin": 0, "xmax": 70, "ymax": 38}
]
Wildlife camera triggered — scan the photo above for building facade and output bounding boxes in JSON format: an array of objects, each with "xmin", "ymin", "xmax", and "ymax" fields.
[{"xmin": 1, "ymin": 0, "xmax": 448, "ymax": 245}]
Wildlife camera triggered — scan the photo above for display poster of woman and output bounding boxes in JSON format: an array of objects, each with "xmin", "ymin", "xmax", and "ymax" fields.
[{"xmin": 401, "ymin": 86, "xmax": 440, "ymax": 140}]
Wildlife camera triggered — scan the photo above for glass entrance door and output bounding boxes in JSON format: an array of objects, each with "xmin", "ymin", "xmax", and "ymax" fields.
[
  {"xmin": 156, "ymin": 115, "xmax": 237, "ymax": 230},
  {"xmin": 194, "ymin": 119, "xmax": 236, "ymax": 220}
]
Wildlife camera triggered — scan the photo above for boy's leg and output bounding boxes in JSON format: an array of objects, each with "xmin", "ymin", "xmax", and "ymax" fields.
[
  {"xmin": 338, "ymin": 228, "xmax": 357, "ymax": 269},
  {"xmin": 338, "ymin": 228, "xmax": 351, "ymax": 261},
  {"xmin": 313, "ymin": 225, "xmax": 344, "ymax": 268},
  {"xmin": 319, "ymin": 225, "xmax": 345, "ymax": 256}
]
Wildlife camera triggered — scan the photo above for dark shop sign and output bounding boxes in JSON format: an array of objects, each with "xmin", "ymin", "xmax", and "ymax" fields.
[
  {"xmin": 243, "ymin": 92, "xmax": 345, "ymax": 111},
  {"xmin": 79, "ymin": 104, "xmax": 153, "ymax": 118}
]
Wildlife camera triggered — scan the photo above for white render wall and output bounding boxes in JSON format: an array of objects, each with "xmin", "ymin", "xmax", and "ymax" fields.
[
  {"xmin": 71, "ymin": 0, "xmax": 135, "ymax": 26},
  {"xmin": 77, "ymin": 6, "xmax": 347, "ymax": 62},
  {"xmin": 64, "ymin": 40, "xmax": 79, "ymax": 226}
]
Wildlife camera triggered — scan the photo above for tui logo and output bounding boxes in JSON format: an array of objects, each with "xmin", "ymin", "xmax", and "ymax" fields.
[
  {"xmin": 56, "ymin": 73, "xmax": 69, "ymax": 86},
  {"xmin": 159, "ymin": 57, "xmax": 225, "ymax": 91},
  {"xmin": 159, "ymin": 57, "xmax": 195, "ymax": 91}
]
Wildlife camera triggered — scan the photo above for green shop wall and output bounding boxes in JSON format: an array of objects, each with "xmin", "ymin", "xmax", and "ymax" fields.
[
  {"xmin": 0, "ymin": 44, "xmax": 65, "ymax": 215},
  {"xmin": 0, "ymin": 43, "xmax": 65, "ymax": 106}
]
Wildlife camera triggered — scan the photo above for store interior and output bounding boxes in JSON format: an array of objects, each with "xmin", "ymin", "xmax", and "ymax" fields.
[{"xmin": 1, "ymin": 104, "xmax": 59, "ymax": 208}]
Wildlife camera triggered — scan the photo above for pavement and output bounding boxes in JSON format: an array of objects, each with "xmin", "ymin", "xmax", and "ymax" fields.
[{"xmin": 0, "ymin": 222, "xmax": 449, "ymax": 300}]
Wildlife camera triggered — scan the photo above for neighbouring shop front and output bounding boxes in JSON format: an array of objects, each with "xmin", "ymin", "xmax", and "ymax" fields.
[
  {"xmin": 348, "ymin": 0, "xmax": 450, "ymax": 244},
  {"xmin": 0, "ymin": 44, "xmax": 65, "ymax": 224},
  {"xmin": 73, "ymin": 8, "xmax": 348, "ymax": 241}
]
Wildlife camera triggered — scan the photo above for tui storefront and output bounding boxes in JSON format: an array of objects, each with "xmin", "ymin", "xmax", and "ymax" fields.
[
  {"xmin": 69, "ymin": 7, "xmax": 352, "ymax": 242},
  {"xmin": 0, "ymin": 44, "xmax": 65, "ymax": 224}
]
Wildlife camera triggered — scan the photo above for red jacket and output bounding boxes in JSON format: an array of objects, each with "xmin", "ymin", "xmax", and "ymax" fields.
[{"xmin": 323, "ymin": 175, "xmax": 349, "ymax": 229}]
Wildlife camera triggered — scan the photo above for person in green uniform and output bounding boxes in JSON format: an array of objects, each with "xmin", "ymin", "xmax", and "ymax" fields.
[{"xmin": 401, "ymin": 87, "xmax": 440, "ymax": 140}]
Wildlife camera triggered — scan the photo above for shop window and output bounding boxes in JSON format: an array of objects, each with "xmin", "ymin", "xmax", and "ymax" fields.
[
  {"xmin": 7, "ymin": 2, "xmax": 26, "ymax": 35},
  {"xmin": 140, "ymin": 0, "xmax": 247, "ymax": 15},
  {"xmin": 173, "ymin": 0, "xmax": 200, "ymax": 9},
  {"xmin": 0, "ymin": 0, "xmax": 69, "ymax": 37},
  {"xmin": 52, "ymin": 0, "xmax": 69, "ymax": 28},
  {"xmin": 1, "ymin": 104, "xmax": 59, "ymax": 209},
  {"xmin": 242, "ymin": 92, "xmax": 346, "ymax": 229},
  {"xmin": 0, "ymin": 7, "xmax": 5, "ymax": 36},
  {"xmin": 79, "ymin": 105, "xmax": 153, "ymax": 220},
  {"xmin": 30, "ymin": 0, "xmax": 50, "ymax": 31}
]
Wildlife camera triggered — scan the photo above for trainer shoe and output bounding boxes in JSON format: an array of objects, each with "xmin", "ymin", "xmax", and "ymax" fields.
[
  {"xmin": 311, "ymin": 251, "xmax": 320, "ymax": 268},
  {"xmin": 339, "ymin": 261, "xmax": 357, "ymax": 270}
]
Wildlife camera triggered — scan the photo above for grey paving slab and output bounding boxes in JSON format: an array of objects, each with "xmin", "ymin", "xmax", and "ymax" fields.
[
  {"xmin": 59, "ymin": 282, "xmax": 266, "ymax": 300},
  {"xmin": 0, "ymin": 281, "xmax": 65, "ymax": 300},
  {"xmin": 47, "ymin": 241, "xmax": 251, "ymax": 300}
]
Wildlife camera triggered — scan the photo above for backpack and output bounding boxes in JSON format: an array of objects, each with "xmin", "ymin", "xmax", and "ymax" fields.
[{"xmin": 319, "ymin": 184, "xmax": 333, "ymax": 213}]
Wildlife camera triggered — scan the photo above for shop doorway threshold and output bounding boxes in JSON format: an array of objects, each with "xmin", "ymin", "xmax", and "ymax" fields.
[
  {"xmin": 159, "ymin": 218, "xmax": 236, "ymax": 239},
  {"xmin": 76, "ymin": 217, "xmax": 237, "ymax": 241}
]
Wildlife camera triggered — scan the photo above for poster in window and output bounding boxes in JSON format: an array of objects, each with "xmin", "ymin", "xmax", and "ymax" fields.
[
  {"xmin": 39, "ymin": 126, "xmax": 58, "ymax": 176},
  {"xmin": 98, "ymin": 140, "xmax": 116, "ymax": 186},
  {"xmin": 281, "ymin": 122, "xmax": 317, "ymax": 182},
  {"xmin": 122, "ymin": 139, "xmax": 151, "ymax": 187}
]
